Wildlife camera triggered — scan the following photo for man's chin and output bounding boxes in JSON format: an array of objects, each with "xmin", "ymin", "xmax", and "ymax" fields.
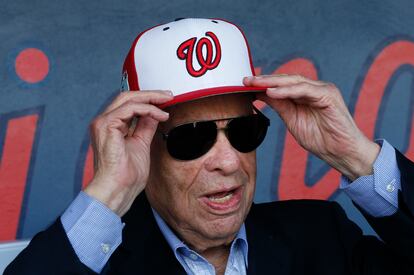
[
  {"xmin": 200, "ymin": 214, "xmax": 244, "ymax": 240},
  {"xmin": 197, "ymin": 198, "xmax": 251, "ymax": 238}
]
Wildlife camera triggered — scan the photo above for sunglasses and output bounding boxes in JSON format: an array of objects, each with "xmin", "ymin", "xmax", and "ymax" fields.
[{"xmin": 160, "ymin": 106, "xmax": 270, "ymax": 160}]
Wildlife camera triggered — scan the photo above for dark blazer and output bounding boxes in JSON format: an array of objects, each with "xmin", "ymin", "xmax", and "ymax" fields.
[{"xmin": 6, "ymin": 150, "xmax": 414, "ymax": 274}]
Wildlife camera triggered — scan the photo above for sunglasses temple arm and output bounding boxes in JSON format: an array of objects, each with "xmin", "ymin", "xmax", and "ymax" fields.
[{"xmin": 252, "ymin": 105, "xmax": 270, "ymax": 124}]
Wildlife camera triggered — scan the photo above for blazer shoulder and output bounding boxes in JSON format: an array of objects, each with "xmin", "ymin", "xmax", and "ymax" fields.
[
  {"xmin": 247, "ymin": 199, "xmax": 345, "ymax": 233},
  {"xmin": 250, "ymin": 199, "xmax": 339, "ymax": 217},
  {"xmin": 5, "ymin": 218, "xmax": 93, "ymax": 274}
]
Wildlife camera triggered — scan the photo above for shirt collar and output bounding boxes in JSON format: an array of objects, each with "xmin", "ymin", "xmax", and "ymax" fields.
[{"xmin": 151, "ymin": 208, "xmax": 249, "ymax": 267}]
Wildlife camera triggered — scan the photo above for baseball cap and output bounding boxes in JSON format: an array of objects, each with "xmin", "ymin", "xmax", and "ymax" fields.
[{"xmin": 121, "ymin": 18, "xmax": 266, "ymax": 108}]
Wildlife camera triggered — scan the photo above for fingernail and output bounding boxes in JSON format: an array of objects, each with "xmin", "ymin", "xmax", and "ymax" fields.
[
  {"xmin": 244, "ymin": 76, "xmax": 255, "ymax": 81},
  {"xmin": 159, "ymin": 90, "xmax": 172, "ymax": 95},
  {"xmin": 268, "ymin": 87, "xmax": 279, "ymax": 93}
]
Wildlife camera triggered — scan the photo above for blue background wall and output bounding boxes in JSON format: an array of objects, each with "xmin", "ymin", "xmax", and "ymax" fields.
[{"xmin": 1, "ymin": 0, "xmax": 414, "ymax": 241}]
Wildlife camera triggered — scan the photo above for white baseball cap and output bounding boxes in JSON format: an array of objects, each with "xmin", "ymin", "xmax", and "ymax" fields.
[{"xmin": 121, "ymin": 18, "xmax": 266, "ymax": 108}]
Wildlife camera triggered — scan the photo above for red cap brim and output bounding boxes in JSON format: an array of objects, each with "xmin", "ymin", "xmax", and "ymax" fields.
[{"xmin": 158, "ymin": 86, "xmax": 267, "ymax": 109}]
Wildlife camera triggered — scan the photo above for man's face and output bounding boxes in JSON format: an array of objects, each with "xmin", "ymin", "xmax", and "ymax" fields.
[{"xmin": 146, "ymin": 94, "xmax": 257, "ymax": 250}]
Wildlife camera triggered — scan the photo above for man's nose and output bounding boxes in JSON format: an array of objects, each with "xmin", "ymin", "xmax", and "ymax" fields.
[{"xmin": 204, "ymin": 130, "xmax": 241, "ymax": 175}]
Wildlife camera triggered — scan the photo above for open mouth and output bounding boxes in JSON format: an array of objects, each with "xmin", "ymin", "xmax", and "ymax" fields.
[
  {"xmin": 200, "ymin": 186, "xmax": 243, "ymax": 212},
  {"xmin": 208, "ymin": 190, "xmax": 235, "ymax": 203}
]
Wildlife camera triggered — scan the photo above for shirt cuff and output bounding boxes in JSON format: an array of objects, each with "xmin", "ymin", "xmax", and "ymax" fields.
[
  {"xmin": 340, "ymin": 139, "xmax": 401, "ymax": 217},
  {"xmin": 61, "ymin": 191, "xmax": 124, "ymax": 273}
]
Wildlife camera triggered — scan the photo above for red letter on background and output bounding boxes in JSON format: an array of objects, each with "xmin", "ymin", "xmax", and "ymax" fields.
[
  {"xmin": 354, "ymin": 40, "xmax": 414, "ymax": 159},
  {"xmin": 0, "ymin": 114, "xmax": 38, "ymax": 241}
]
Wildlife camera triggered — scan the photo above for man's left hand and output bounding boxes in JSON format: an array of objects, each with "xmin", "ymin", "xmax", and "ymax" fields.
[{"xmin": 244, "ymin": 74, "xmax": 380, "ymax": 181}]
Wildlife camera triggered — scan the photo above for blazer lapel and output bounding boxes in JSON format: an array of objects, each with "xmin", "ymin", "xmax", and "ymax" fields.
[
  {"xmin": 245, "ymin": 204, "xmax": 294, "ymax": 275},
  {"xmin": 111, "ymin": 193, "xmax": 186, "ymax": 275}
]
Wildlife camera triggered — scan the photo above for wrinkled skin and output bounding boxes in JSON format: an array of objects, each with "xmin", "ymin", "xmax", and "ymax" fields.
[{"xmin": 244, "ymin": 75, "xmax": 379, "ymax": 181}]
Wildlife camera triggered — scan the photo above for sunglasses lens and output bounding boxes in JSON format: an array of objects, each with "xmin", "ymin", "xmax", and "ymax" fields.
[
  {"xmin": 166, "ymin": 121, "xmax": 217, "ymax": 160},
  {"xmin": 227, "ymin": 115, "xmax": 269, "ymax": 153}
]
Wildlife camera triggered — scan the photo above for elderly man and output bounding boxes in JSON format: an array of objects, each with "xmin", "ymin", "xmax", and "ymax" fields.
[{"xmin": 6, "ymin": 18, "xmax": 414, "ymax": 274}]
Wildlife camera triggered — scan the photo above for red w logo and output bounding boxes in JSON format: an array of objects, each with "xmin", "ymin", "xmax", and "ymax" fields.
[{"xmin": 177, "ymin": 31, "xmax": 221, "ymax": 77}]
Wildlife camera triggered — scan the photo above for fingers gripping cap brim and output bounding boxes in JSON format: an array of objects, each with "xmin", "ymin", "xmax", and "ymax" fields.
[
  {"xmin": 122, "ymin": 18, "xmax": 263, "ymax": 109},
  {"xmin": 158, "ymin": 86, "xmax": 267, "ymax": 109}
]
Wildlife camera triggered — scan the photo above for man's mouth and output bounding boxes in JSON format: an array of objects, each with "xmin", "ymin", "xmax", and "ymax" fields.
[
  {"xmin": 207, "ymin": 190, "xmax": 235, "ymax": 203},
  {"xmin": 200, "ymin": 186, "xmax": 243, "ymax": 212}
]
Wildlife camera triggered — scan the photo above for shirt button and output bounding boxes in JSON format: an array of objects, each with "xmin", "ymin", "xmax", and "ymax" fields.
[
  {"xmin": 101, "ymin": 243, "xmax": 111, "ymax": 254},
  {"xmin": 189, "ymin": 253, "xmax": 198, "ymax": 260},
  {"xmin": 386, "ymin": 179, "xmax": 396, "ymax": 193}
]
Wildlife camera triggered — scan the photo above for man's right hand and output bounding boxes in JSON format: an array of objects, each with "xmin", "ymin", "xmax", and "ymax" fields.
[{"xmin": 84, "ymin": 91, "xmax": 173, "ymax": 216}]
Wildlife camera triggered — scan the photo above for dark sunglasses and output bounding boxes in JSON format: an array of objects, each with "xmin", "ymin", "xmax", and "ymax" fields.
[{"xmin": 160, "ymin": 106, "xmax": 270, "ymax": 160}]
